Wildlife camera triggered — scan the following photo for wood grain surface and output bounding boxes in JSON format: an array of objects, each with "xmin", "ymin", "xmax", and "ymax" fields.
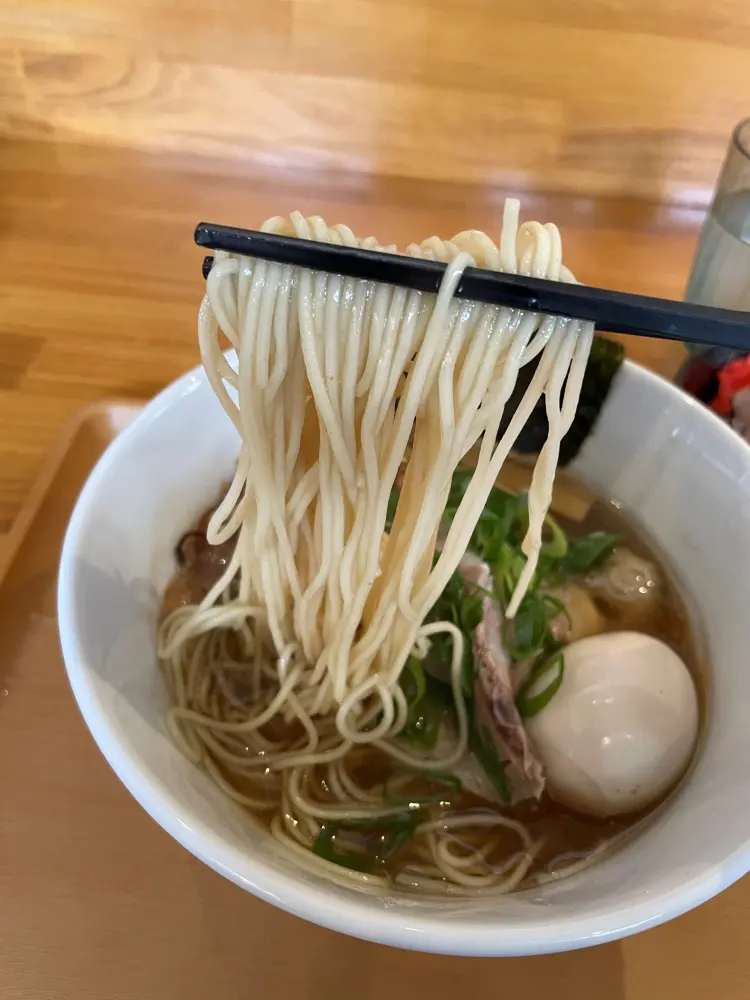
[
  {"xmin": 2, "ymin": 0, "xmax": 749, "ymax": 206},
  {"xmin": 0, "ymin": 137, "xmax": 700, "ymax": 535},
  {"xmin": 0, "ymin": 7, "xmax": 743, "ymax": 991},
  {"xmin": 1, "ymin": 402, "xmax": 750, "ymax": 1000}
]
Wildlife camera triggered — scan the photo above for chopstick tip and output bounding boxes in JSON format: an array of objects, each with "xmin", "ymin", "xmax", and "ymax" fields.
[{"xmin": 194, "ymin": 222, "xmax": 213, "ymax": 247}]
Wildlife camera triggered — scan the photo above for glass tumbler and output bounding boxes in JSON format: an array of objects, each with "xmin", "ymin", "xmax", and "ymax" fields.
[{"xmin": 677, "ymin": 120, "xmax": 750, "ymax": 410}]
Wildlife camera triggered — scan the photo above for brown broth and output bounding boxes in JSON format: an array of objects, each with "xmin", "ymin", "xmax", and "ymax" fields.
[
  {"xmin": 494, "ymin": 463, "xmax": 704, "ymax": 884},
  {"xmin": 562, "ymin": 483, "xmax": 701, "ymax": 663},
  {"xmin": 162, "ymin": 460, "xmax": 705, "ymax": 890}
]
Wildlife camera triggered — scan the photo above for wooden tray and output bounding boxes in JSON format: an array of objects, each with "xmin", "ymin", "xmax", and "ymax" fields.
[{"xmin": 0, "ymin": 401, "xmax": 748, "ymax": 1000}]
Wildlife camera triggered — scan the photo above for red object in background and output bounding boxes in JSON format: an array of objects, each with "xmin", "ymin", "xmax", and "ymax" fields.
[
  {"xmin": 711, "ymin": 355, "xmax": 750, "ymax": 416},
  {"xmin": 681, "ymin": 357, "xmax": 721, "ymax": 401}
]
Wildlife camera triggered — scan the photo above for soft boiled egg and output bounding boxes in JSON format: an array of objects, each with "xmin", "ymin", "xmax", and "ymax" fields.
[{"xmin": 526, "ymin": 631, "xmax": 699, "ymax": 817}]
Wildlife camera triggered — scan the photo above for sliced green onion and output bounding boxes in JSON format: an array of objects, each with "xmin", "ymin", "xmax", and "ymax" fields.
[
  {"xmin": 516, "ymin": 651, "xmax": 565, "ymax": 718},
  {"xmin": 470, "ymin": 725, "xmax": 511, "ymax": 804},
  {"xmin": 377, "ymin": 823, "xmax": 418, "ymax": 862},
  {"xmin": 540, "ymin": 593, "xmax": 572, "ymax": 628},
  {"xmin": 473, "ymin": 513, "xmax": 507, "ymax": 565},
  {"xmin": 484, "ymin": 484, "xmax": 517, "ymax": 520},
  {"xmin": 401, "ymin": 707, "xmax": 443, "ymax": 748},
  {"xmin": 384, "ymin": 770, "xmax": 461, "ymax": 806},
  {"xmin": 503, "ymin": 592, "xmax": 549, "ymax": 660},
  {"xmin": 400, "ymin": 656, "xmax": 426, "ymax": 708},
  {"xmin": 399, "ymin": 662, "xmax": 447, "ymax": 748},
  {"xmin": 313, "ymin": 811, "xmax": 423, "ymax": 871},
  {"xmin": 561, "ymin": 532, "xmax": 619, "ymax": 576},
  {"xmin": 312, "ymin": 826, "xmax": 373, "ymax": 872},
  {"xmin": 459, "ymin": 591, "xmax": 484, "ymax": 633},
  {"xmin": 424, "ymin": 633, "xmax": 453, "ymax": 674},
  {"xmin": 541, "ymin": 512, "xmax": 568, "ymax": 559},
  {"xmin": 493, "ymin": 541, "xmax": 526, "ymax": 604}
]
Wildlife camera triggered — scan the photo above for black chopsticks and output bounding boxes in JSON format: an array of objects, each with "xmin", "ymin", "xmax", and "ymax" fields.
[{"xmin": 195, "ymin": 222, "xmax": 750, "ymax": 352}]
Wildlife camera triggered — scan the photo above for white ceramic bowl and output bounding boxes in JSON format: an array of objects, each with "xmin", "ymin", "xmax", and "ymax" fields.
[{"xmin": 58, "ymin": 359, "xmax": 750, "ymax": 956}]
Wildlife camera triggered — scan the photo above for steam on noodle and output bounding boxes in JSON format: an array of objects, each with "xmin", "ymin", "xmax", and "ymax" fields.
[{"xmin": 158, "ymin": 200, "xmax": 595, "ymax": 894}]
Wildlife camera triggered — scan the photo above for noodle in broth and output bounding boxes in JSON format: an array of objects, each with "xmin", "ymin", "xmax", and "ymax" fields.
[{"xmin": 157, "ymin": 202, "xmax": 699, "ymax": 895}]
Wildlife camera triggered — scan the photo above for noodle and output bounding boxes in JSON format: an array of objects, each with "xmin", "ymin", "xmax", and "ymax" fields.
[{"xmin": 158, "ymin": 200, "xmax": 595, "ymax": 894}]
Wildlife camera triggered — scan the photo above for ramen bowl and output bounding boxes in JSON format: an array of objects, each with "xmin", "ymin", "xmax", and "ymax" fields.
[{"xmin": 57, "ymin": 359, "xmax": 750, "ymax": 956}]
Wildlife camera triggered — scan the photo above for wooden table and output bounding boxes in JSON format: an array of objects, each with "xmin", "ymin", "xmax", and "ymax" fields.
[{"xmin": 3, "ymin": 137, "xmax": 749, "ymax": 999}]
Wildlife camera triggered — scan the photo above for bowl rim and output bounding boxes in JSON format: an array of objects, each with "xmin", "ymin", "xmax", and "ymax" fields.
[{"xmin": 57, "ymin": 357, "xmax": 750, "ymax": 956}]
